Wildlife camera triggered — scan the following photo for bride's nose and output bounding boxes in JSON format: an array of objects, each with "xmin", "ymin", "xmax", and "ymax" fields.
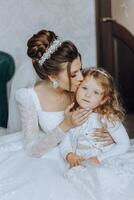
[{"xmin": 77, "ymin": 71, "xmax": 83, "ymax": 81}]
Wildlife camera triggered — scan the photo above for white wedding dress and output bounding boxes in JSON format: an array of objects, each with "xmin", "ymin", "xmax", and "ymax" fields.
[
  {"xmin": 64, "ymin": 135, "xmax": 134, "ymax": 200},
  {"xmin": 1, "ymin": 87, "xmax": 134, "ymax": 200},
  {"xmin": 59, "ymin": 113, "xmax": 134, "ymax": 200},
  {"xmin": 0, "ymin": 88, "xmax": 87, "ymax": 200}
]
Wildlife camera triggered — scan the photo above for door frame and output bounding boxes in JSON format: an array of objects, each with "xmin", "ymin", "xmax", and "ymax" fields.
[
  {"xmin": 95, "ymin": 0, "xmax": 134, "ymax": 112},
  {"xmin": 95, "ymin": 0, "xmax": 114, "ymax": 75}
]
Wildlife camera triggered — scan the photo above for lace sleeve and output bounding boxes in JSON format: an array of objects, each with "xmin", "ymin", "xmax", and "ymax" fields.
[{"xmin": 16, "ymin": 88, "xmax": 66, "ymax": 157}]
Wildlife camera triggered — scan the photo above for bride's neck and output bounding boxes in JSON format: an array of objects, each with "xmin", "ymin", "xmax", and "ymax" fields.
[{"xmin": 36, "ymin": 80, "xmax": 70, "ymax": 96}]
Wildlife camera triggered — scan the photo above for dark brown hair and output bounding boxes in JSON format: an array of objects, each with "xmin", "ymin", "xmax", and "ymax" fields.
[{"xmin": 27, "ymin": 29, "xmax": 81, "ymax": 91}]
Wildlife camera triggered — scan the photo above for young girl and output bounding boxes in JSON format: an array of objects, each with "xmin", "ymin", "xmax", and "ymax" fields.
[{"xmin": 59, "ymin": 67, "xmax": 134, "ymax": 200}]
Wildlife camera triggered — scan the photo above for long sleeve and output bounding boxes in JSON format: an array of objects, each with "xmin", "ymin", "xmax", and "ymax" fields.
[
  {"xmin": 59, "ymin": 127, "xmax": 80, "ymax": 160},
  {"xmin": 16, "ymin": 88, "xmax": 66, "ymax": 157},
  {"xmin": 59, "ymin": 134, "xmax": 74, "ymax": 160},
  {"xmin": 98, "ymin": 121, "xmax": 130, "ymax": 161}
]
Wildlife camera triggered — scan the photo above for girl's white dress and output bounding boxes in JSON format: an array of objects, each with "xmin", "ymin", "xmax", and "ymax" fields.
[
  {"xmin": 0, "ymin": 88, "xmax": 134, "ymax": 200},
  {"xmin": 60, "ymin": 113, "xmax": 134, "ymax": 200}
]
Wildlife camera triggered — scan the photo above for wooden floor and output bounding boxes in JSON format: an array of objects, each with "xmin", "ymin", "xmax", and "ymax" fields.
[{"xmin": 124, "ymin": 114, "xmax": 134, "ymax": 139}]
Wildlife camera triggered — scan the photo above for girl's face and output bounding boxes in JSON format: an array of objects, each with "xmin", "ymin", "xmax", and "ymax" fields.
[
  {"xmin": 76, "ymin": 76, "xmax": 104, "ymax": 110},
  {"xmin": 56, "ymin": 57, "xmax": 83, "ymax": 92}
]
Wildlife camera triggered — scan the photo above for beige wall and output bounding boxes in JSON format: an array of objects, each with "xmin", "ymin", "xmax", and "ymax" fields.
[
  {"xmin": 0, "ymin": 0, "xmax": 96, "ymax": 71},
  {"xmin": 112, "ymin": 0, "xmax": 134, "ymax": 35},
  {"xmin": 0, "ymin": 0, "xmax": 97, "ymax": 100}
]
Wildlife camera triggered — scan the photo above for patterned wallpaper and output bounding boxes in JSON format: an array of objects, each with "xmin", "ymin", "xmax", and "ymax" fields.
[
  {"xmin": 112, "ymin": 0, "xmax": 134, "ymax": 35},
  {"xmin": 0, "ymin": 0, "xmax": 97, "ymax": 71}
]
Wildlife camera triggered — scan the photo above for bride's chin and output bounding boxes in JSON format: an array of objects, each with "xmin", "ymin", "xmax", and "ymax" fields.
[{"xmin": 71, "ymin": 84, "xmax": 80, "ymax": 92}]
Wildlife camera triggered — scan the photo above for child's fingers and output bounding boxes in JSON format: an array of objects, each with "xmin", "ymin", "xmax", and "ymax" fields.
[
  {"xmin": 69, "ymin": 155, "xmax": 85, "ymax": 167},
  {"xmin": 71, "ymin": 159, "xmax": 81, "ymax": 167},
  {"xmin": 77, "ymin": 157, "xmax": 85, "ymax": 165},
  {"xmin": 79, "ymin": 156, "xmax": 85, "ymax": 161}
]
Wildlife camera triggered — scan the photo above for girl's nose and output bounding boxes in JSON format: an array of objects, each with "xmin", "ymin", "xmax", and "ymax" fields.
[{"xmin": 86, "ymin": 92, "xmax": 91, "ymax": 97}]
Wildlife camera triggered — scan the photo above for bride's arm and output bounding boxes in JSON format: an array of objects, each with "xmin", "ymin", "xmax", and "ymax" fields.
[
  {"xmin": 16, "ymin": 89, "xmax": 90, "ymax": 157},
  {"xmin": 16, "ymin": 89, "xmax": 66, "ymax": 157}
]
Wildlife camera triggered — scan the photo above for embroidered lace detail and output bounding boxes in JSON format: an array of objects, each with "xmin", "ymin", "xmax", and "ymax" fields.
[
  {"xmin": 65, "ymin": 145, "xmax": 134, "ymax": 198},
  {"xmin": 15, "ymin": 88, "xmax": 66, "ymax": 157}
]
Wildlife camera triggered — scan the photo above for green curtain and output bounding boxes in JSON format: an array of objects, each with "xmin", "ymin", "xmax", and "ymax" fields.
[{"xmin": 0, "ymin": 51, "xmax": 15, "ymax": 128}]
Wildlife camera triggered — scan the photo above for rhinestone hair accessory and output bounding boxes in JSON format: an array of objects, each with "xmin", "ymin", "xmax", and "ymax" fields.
[
  {"xmin": 95, "ymin": 69, "xmax": 109, "ymax": 77},
  {"xmin": 38, "ymin": 37, "xmax": 62, "ymax": 65},
  {"xmin": 90, "ymin": 68, "xmax": 109, "ymax": 78}
]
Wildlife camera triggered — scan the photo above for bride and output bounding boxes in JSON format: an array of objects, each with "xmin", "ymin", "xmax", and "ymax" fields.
[{"xmin": 0, "ymin": 29, "xmax": 118, "ymax": 200}]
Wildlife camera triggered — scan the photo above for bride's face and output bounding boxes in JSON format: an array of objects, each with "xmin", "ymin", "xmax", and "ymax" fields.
[{"xmin": 57, "ymin": 57, "xmax": 83, "ymax": 92}]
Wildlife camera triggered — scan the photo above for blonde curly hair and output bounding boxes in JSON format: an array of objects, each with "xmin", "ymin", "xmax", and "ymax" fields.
[{"xmin": 82, "ymin": 67, "xmax": 125, "ymax": 123}]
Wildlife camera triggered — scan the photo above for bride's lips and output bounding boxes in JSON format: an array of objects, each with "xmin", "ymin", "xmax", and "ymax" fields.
[
  {"xmin": 75, "ymin": 83, "xmax": 81, "ymax": 89},
  {"xmin": 75, "ymin": 84, "xmax": 80, "ymax": 89}
]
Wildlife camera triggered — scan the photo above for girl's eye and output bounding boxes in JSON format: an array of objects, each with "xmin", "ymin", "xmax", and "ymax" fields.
[{"xmin": 94, "ymin": 90, "xmax": 99, "ymax": 95}]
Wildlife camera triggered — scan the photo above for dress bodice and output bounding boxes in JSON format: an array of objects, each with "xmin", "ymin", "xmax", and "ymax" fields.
[{"xmin": 29, "ymin": 88, "xmax": 64, "ymax": 132}]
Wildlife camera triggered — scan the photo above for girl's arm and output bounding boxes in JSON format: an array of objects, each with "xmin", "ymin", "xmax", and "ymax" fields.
[
  {"xmin": 59, "ymin": 132, "xmax": 85, "ymax": 167},
  {"xmin": 97, "ymin": 121, "xmax": 130, "ymax": 161},
  {"xmin": 59, "ymin": 134, "xmax": 74, "ymax": 159}
]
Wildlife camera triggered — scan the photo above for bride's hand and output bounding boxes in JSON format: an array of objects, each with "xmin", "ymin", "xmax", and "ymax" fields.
[
  {"xmin": 59, "ymin": 103, "xmax": 91, "ymax": 132},
  {"xmin": 93, "ymin": 127, "xmax": 115, "ymax": 146}
]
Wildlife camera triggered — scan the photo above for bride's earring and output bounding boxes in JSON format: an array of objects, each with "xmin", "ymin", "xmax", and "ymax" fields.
[{"xmin": 52, "ymin": 80, "xmax": 60, "ymax": 89}]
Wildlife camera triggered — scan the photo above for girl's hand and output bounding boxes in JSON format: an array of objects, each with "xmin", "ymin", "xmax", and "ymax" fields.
[
  {"xmin": 60, "ymin": 103, "xmax": 91, "ymax": 132},
  {"xmin": 66, "ymin": 152, "xmax": 85, "ymax": 168},
  {"xmin": 93, "ymin": 127, "xmax": 115, "ymax": 146},
  {"xmin": 87, "ymin": 156, "xmax": 100, "ymax": 165}
]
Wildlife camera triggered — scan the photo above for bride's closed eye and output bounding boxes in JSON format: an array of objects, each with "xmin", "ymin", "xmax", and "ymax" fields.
[{"xmin": 71, "ymin": 67, "xmax": 82, "ymax": 78}]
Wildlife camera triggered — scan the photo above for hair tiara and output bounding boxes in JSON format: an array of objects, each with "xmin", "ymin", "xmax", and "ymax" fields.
[
  {"xmin": 90, "ymin": 68, "xmax": 109, "ymax": 78},
  {"xmin": 38, "ymin": 37, "xmax": 62, "ymax": 65}
]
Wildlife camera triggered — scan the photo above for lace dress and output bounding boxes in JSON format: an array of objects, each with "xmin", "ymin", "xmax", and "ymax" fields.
[
  {"xmin": 0, "ymin": 88, "xmax": 134, "ymax": 200},
  {"xmin": 0, "ymin": 88, "xmax": 87, "ymax": 200}
]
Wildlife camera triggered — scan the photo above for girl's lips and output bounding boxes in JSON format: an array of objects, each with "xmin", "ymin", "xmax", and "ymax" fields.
[{"xmin": 83, "ymin": 99, "xmax": 90, "ymax": 103}]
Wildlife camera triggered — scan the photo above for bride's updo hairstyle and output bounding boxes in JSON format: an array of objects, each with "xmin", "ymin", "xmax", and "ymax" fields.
[{"xmin": 27, "ymin": 29, "xmax": 81, "ymax": 81}]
